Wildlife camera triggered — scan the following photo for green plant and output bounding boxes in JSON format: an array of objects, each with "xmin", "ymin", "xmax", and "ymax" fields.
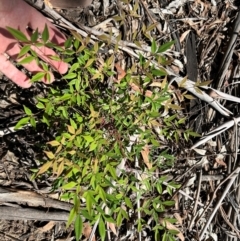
[{"xmin": 8, "ymin": 25, "xmax": 189, "ymax": 241}]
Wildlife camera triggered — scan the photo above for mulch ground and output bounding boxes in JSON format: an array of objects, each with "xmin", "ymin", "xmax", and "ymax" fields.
[{"xmin": 1, "ymin": 0, "xmax": 240, "ymax": 240}]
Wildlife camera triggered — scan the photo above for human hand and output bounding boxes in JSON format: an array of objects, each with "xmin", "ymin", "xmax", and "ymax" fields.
[{"xmin": 0, "ymin": 0, "xmax": 68, "ymax": 88}]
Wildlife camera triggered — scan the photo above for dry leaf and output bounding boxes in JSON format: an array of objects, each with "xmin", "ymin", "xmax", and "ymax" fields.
[
  {"xmin": 44, "ymin": 0, "xmax": 53, "ymax": 8},
  {"xmin": 48, "ymin": 192, "xmax": 60, "ymax": 200},
  {"xmin": 159, "ymin": 218, "xmax": 185, "ymax": 241},
  {"xmin": 145, "ymin": 90, "xmax": 153, "ymax": 97},
  {"xmin": 114, "ymin": 62, "xmax": 126, "ymax": 82},
  {"xmin": 149, "ymin": 82, "xmax": 162, "ymax": 87},
  {"xmin": 36, "ymin": 221, "xmax": 56, "ymax": 232},
  {"xmin": 130, "ymin": 83, "xmax": 142, "ymax": 93},
  {"xmin": 192, "ymin": 148, "xmax": 206, "ymax": 155},
  {"xmin": 174, "ymin": 89, "xmax": 184, "ymax": 102},
  {"xmin": 215, "ymin": 156, "xmax": 227, "ymax": 168},
  {"xmin": 141, "ymin": 145, "xmax": 152, "ymax": 169},
  {"xmin": 107, "ymin": 222, "xmax": 117, "ymax": 236},
  {"xmin": 83, "ymin": 222, "xmax": 96, "ymax": 241},
  {"xmin": 180, "ymin": 30, "xmax": 191, "ymax": 43},
  {"xmin": 174, "ymin": 213, "xmax": 183, "ymax": 226}
]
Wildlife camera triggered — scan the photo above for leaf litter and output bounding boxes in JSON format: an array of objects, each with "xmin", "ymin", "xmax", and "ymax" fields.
[{"xmin": 1, "ymin": 0, "xmax": 240, "ymax": 240}]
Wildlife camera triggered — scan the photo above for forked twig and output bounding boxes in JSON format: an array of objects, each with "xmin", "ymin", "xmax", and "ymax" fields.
[
  {"xmin": 191, "ymin": 116, "xmax": 240, "ymax": 149},
  {"xmin": 199, "ymin": 168, "xmax": 240, "ymax": 240}
]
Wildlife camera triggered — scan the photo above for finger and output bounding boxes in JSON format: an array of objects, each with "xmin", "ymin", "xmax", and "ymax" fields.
[
  {"xmin": 6, "ymin": 1, "xmax": 66, "ymax": 46},
  {"xmin": 0, "ymin": 54, "xmax": 31, "ymax": 88},
  {"xmin": 6, "ymin": 29, "xmax": 68, "ymax": 74},
  {"xmin": 5, "ymin": 43, "xmax": 54, "ymax": 83},
  {"xmin": 25, "ymin": 2, "xmax": 66, "ymax": 45},
  {"xmin": 19, "ymin": 2, "xmax": 68, "ymax": 73},
  {"xmin": 31, "ymin": 45, "xmax": 68, "ymax": 74}
]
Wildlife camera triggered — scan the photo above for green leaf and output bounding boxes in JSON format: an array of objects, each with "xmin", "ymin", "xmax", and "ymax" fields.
[
  {"xmin": 116, "ymin": 211, "xmax": 122, "ymax": 227},
  {"xmin": 154, "ymin": 229, "xmax": 160, "ymax": 241},
  {"xmin": 37, "ymin": 97, "xmax": 49, "ymax": 103},
  {"xmin": 70, "ymin": 118, "xmax": 77, "ymax": 130},
  {"xmin": 63, "ymin": 132, "xmax": 71, "ymax": 139},
  {"xmin": 30, "ymin": 49, "xmax": 38, "ymax": 58},
  {"xmin": 30, "ymin": 117, "xmax": 36, "ymax": 128},
  {"xmin": 187, "ymin": 131, "xmax": 201, "ymax": 137},
  {"xmin": 151, "ymin": 38, "xmax": 157, "ymax": 53},
  {"xmin": 18, "ymin": 45, "xmax": 31, "ymax": 58},
  {"xmin": 84, "ymin": 58, "xmax": 94, "ymax": 68},
  {"xmin": 85, "ymin": 191, "xmax": 94, "ymax": 214},
  {"xmin": 64, "ymin": 37, "xmax": 72, "ymax": 48},
  {"xmin": 156, "ymin": 182, "xmax": 162, "ymax": 194},
  {"xmin": 18, "ymin": 56, "xmax": 35, "ymax": 65},
  {"xmin": 94, "ymin": 42, "xmax": 99, "ymax": 53},
  {"xmin": 146, "ymin": 23, "xmax": 157, "ymax": 32},
  {"xmin": 168, "ymin": 229, "xmax": 179, "ymax": 235},
  {"xmin": 31, "ymin": 72, "xmax": 45, "ymax": 82},
  {"xmin": 115, "ymin": 193, "xmax": 123, "ymax": 200},
  {"xmin": 31, "ymin": 28, "xmax": 39, "ymax": 43},
  {"xmin": 162, "ymin": 200, "xmax": 175, "ymax": 206},
  {"xmin": 40, "ymin": 61, "xmax": 49, "ymax": 72},
  {"xmin": 107, "ymin": 164, "xmax": 117, "ymax": 180},
  {"xmin": 178, "ymin": 118, "xmax": 186, "ymax": 124},
  {"xmin": 14, "ymin": 117, "xmax": 30, "ymax": 130},
  {"xmin": 69, "ymin": 63, "xmax": 80, "ymax": 73},
  {"xmin": 36, "ymin": 102, "xmax": 45, "ymax": 109},
  {"xmin": 75, "ymin": 78, "xmax": 80, "ymax": 91},
  {"xmin": 98, "ymin": 186, "xmax": 106, "ymax": 202},
  {"xmin": 59, "ymin": 94, "xmax": 72, "ymax": 101},
  {"xmin": 99, "ymin": 217, "xmax": 106, "ymax": 241},
  {"xmin": 74, "ymin": 214, "xmax": 83, "ymax": 241},
  {"xmin": 63, "ymin": 72, "xmax": 77, "ymax": 79},
  {"xmin": 164, "ymin": 218, "xmax": 177, "ymax": 224},
  {"xmin": 42, "ymin": 24, "xmax": 49, "ymax": 43},
  {"xmin": 23, "ymin": 105, "xmax": 32, "ymax": 115},
  {"xmin": 162, "ymin": 231, "xmax": 167, "ymax": 241},
  {"xmin": 67, "ymin": 208, "xmax": 76, "ymax": 228},
  {"xmin": 167, "ymin": 186, "xmax": 173, "ymax": 196},
  {"xmin": 195, "ymin": 80, "xmax": 212, "ymax": 87},
  {"xmin": 61, "ymin": 107, "xmax": 69, "ymax": 119},
  {"xmin": 42, "ymin": 114, "xmax": 50, "ymax": 126},
  {"xmin": 139, "ymin": 54, "xmax": 145, "ymax": 66},
  {"xmin": 157, "ymin": 40, "xmax": 175, "ymax": 53},
  {"xmin": 151, "ymin": 68, "xmax": 167, "ymax": 77},
  {"xmin": 74, "ymin": 39, "xmax": 80, "ymax": 49},
  {"xmin": 62, "ymin": 181, "xmax": 77, "ymax": 190},
  {"xmin": 6, "ymin": 27, "xmax": 29, "ymax": 42},
  {"xmin": 125, "ymin": 197, "xmax": 133, "ymax": 209},
  {"xmin": 184, "ymin": 94, "xmax": 195, "ymax": 100},
  {"xmin": 49, "ymin": 55, "xmax": 61, "ymax": 61},
  {"xmin": 121, "ymin": 208, "xmax": 128, "ymax": 219},
  {"xmin": 89, "ymin": 142, "xmax": 97, "ymax": 151},
  {"xmin": 137, "ymin": 219, "xmax": 142, "ymax": 232},
  {"xmin": 33, "ymin": 42, "xmax": 44, "ymax": 48},
  {"xmin": 169, "ymin": 234, "xmax": 177, "ymax": 241},
  {"xmin": 83, "ymin": 135, "xmax": 94, "ymax": 143}
]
